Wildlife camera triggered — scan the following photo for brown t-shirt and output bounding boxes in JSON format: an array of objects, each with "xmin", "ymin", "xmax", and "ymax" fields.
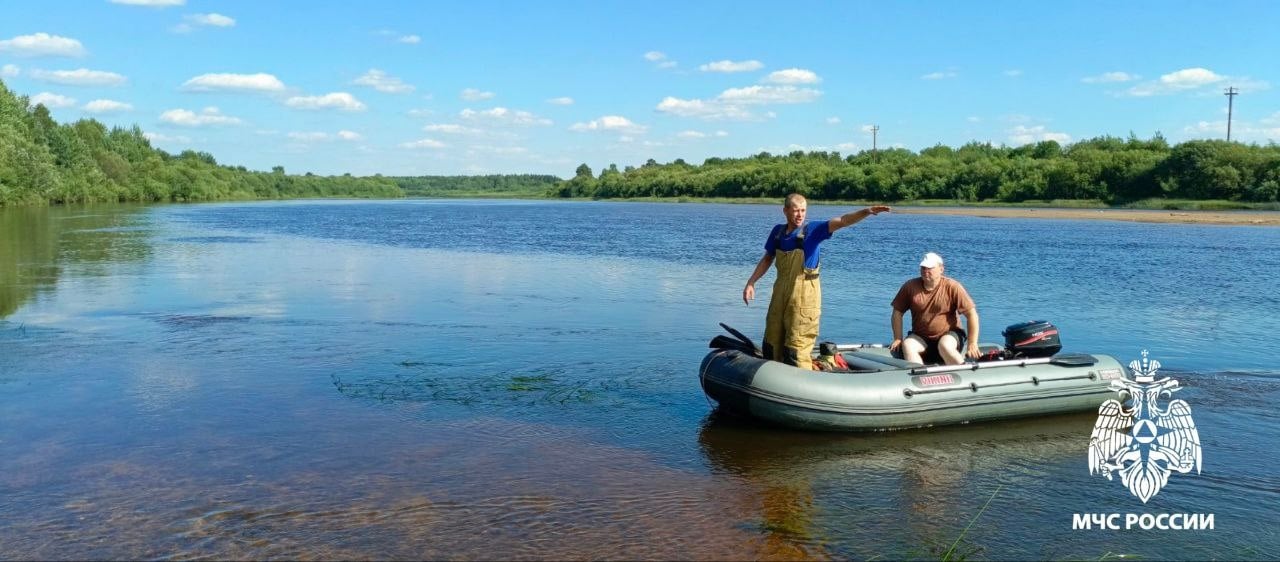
[{"xmin": 891, "ymin": 277, "xmax": 975, "ymax": 340}]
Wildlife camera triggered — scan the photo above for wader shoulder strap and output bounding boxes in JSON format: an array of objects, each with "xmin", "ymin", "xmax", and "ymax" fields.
[{"xmin": 774, "ymin": 222, "xmax": 807, "ymax": 247}]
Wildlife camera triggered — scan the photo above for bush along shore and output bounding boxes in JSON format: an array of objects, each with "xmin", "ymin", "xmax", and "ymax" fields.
[
  {"xmin": 551, "ymin": 136, "xmax": 1280, "ymax": 207},
  {"xmin": 0, "ymin": 80, "xmax": 404, "ymax": 205}
]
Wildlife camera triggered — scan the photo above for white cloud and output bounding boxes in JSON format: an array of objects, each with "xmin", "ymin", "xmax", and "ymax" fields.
[
  {"xmin": 159, "ymin": 106, "xmax": 242, "ymax": 127},
  {"xmin": 836, "ymin": 142, "xmax": 859, "ymax": 151},
  {"xmin": 699, "ymin": 59, "xmax": 764, "ymax": 73},
  {"xmin": 31, "ymin": 92, "xmax": 77, "ymax": 108},
  {"xmin": 284, "ymin": 130, "xmax": 364, "ymax": 142},
  {"xmin": 0, "ymin": 33, "xmax": 86, "ymax": 57},
  {"xmin": 1009, "ymin": 125, "xmax": 1070, "ymax": 145},
  {"xmin": 645, "ymin": 51, "xmax": 677, "ymax": 69},
  {"xmin": 655, "ymin": 96, "xmax": 759, "ymax": 121},
  {"xmin": 466, "ymin": 145, "xmax": 529, "ymax": 155},
  {"xmin": 763, "ymin": 68, "xmax": 821, "ymax": 84},
  {"xmin": 1160, "ymin": 67, "xmax": 1224, "ymax": 88},
  {"xmin": 424, "ymin": 124, "xmax": 485, "ymax": 135},
  {"xmin": 966, "ymin": 116, "xmax": 981, "ymax": 123},
  {"xmin": 546, "ymin": 96, "xmax": 574, "ymax": 105},
  {"xmin": 352, "ymin": 69, "xmax": 414, "ymax": 94},
  {"xmin": 288, "ymin": 131, "xmax": 330, "ymax": 142},
  {"xmin": 1184, "ymin": 121, "xmax": 1226, "ymax": 135},
  {"xmin": 1, "ymin": 64, "xmax": 18, "ymax": 77},
  {"xmin": 1223, "ymin": 78, "xmax": 1271, "ymax": 94},
  {"xmin": 284, "ymin": 92, "xmax": 367, "ymax": 111},
  {"xmin": 400, "ymin": 138, "xmax": 447, "ymax": 149},
  {"xmin": 31, "ymin": 68, "xmax": 126, "ymax": 86},
  {"xmin": 714, "ymin": 130, "xmax": 729, "ymax": 137},
  {"xmin": 459, "ymin": 107, "xmax": 551, "ymax": 126},
  {"xmin": 1082, "ymin": 71, "xmax": 1137, "ymax": 83},
  {"xmin": 718, "ymin": 85, "xmax": 821, "ymax": 104},
  {"xmin": 1183, "ymin": 114, "xmax": 1280, "ymax": 141},
  {"xmin": 110, "ymin": 0, "xmax": 184, "ymax": 5},
  {"xmin": 1004, "ymin": 69, "xmax": 1023, "ymax": 77},
  {"xmin": 407, "ymin": 108, "xmax": 435, "ymax": 117},
  {"xmin": 860, "ymin": 124, "xmax": 877, "ymax": 133},
  {"xmin": 921, "ymin": 71, "xmax": 957, "ymax": 80},
  {"xmin": 399, "ymin": 34, "xmax": 421, "ymax": 44},
  {"xmin": 187, "ymin": 13, "xmax": 235, "ymax": 27},
  {"xmin": 182, "ymin": 72, "xmax": 285, "ymax": 93},
  {"xmin": 655, "ymin": 83, "xmax": 824, "ymax": 122},
  {"xmin": 143, "ymin": 131, "xmax": 190, "ymax": 143},
  {"xmin": 460, "ymin": 88, "xmax": 495, "ymax": 101},
  {"xmin": 569, "ymin": 115, "xmax": 647, "ymax": 134},
  {"xmin": 173, "ymin": 13, "xmax": 233, "ymax": 32},
  {"xmin": 826, "ymin": 116, "xmax": 841, "ymax": 125},
  {"xmin": 1120, "ymin": 67, "xmax": 1257, "ymax": 97},
  {"xmin": 83, "ymin": 99, "xmax": 133, "ymax": 113},
  {"xmin": 677, "ymin": 130, "xmax": 706, "ymax": 138}
]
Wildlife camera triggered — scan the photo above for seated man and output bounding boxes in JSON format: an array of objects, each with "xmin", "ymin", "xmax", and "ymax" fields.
[{"xmin": 889, "ymin": 252, "xmax": 981, "ymax": 365}]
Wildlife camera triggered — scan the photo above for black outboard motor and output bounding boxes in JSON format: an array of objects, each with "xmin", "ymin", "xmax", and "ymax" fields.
[{"xmin": 1003, "ymin": 320, "xmax": 1062, "ymax": 358}]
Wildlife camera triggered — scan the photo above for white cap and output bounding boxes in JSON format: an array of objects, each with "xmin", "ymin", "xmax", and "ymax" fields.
[{"xmin": 919, "ymin": 252, "xmax": 944, "ymax": 268}]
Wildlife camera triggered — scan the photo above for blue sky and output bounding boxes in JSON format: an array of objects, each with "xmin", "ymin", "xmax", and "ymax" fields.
[{"xmin": 2, "ymin": 0, "xmax": 1278, "ymax": 178}]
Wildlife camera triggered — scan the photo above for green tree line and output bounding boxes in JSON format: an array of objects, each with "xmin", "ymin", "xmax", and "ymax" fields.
[
  {"xmin": 1, "ymin": 79, "xmax": 403, "ymax": 206},
  {"xmin": 391, "ymin": 174, "xmax": 562, "ymax": 197},
  {"xmin": 554, "ymin": 136, "xmax": 1280, "ymax": 204}
]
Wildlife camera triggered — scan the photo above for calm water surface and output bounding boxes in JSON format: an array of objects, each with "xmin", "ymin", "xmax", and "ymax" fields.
[{"xmin": 1, "ymin": 199, "xmax": 1278, "ymax": 560}]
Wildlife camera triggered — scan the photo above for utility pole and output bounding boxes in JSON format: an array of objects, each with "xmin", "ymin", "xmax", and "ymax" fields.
[
  {"xmin": 1224, "ymin": 87, "xmax": 1238, "ymax": 141},
  {"xmin": 871, "ymin": 125, "xmax": 879, "ymax": 151}
]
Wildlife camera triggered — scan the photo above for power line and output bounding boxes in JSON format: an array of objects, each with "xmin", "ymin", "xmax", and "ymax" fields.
[{"xmin": 1224, "ymin": 87, "xmax": 1238, "ymax": 141}]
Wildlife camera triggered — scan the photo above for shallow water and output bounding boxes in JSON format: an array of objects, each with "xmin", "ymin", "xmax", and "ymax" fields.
[{"xmin": 1, "ymin": 200, "xmax": 1277, "ymax": 560}]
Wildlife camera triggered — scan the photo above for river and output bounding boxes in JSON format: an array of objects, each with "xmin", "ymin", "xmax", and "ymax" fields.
[{"xmin": 1, "ymin": 199, "xmax": 1277, "ymax": 559}]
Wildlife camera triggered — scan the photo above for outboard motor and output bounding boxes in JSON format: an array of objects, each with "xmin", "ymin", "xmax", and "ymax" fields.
[{"xmin": 1003, "ymin": 320, "xmax": 1062, "ymax": 358}]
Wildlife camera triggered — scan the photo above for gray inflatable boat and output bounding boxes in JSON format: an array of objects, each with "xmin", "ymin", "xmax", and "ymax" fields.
[{"xmin": 699, "ymin": 327, "xmax": 1129, "ymax": 432}]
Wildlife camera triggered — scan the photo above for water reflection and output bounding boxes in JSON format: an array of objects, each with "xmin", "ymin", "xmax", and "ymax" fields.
[
  {"xmin": 0, "ymin": 204, "xmax": 151, "ymax": 318},
  {"xmin": 697, "ymin": 410, "xmax": 1098, "ymax": 559}
]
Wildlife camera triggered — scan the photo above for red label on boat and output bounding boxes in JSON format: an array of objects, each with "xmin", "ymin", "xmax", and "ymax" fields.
[{"xmin": 918, "ymin": 374, "xmax": 955, "ymax": 386}]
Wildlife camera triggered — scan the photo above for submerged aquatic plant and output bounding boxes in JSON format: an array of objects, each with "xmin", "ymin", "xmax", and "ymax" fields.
[{"xmin": 938, "ymin": 484, "xmax": 1001, "ymax": 562}]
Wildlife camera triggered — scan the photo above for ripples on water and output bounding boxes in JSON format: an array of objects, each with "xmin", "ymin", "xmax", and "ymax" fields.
[{"xmin": 2, "ymin": 200, "xmax": 1278, "ymax": 560}]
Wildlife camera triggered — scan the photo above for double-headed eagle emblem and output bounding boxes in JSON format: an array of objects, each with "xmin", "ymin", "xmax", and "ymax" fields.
[{"xmin": 1089, "ymin": 350, "xmax": 1202, "ymax": 503}]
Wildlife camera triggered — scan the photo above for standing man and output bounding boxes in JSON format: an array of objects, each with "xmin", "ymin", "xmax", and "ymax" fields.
[
  {"xmin": 743, "ymin": 194, "xmax": 890, "ymax": 369},
  {"xmin": 890, "ymin": 252, "xmax": 981, "ymax": 365}
]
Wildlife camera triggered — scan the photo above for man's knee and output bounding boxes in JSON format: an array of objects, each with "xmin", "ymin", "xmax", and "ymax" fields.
[
  {"xmin": 901, "ymin": 335, "xmax": 927, "ymax": 361},
  {"xmin": 938, "ymin": 333, "xmax": 964, "ymax": 364}
]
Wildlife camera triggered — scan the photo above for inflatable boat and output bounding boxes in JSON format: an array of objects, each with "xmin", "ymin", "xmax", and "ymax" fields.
[{"xmin": 699, "ymin": 324, "xmax": 1129, "ymax": 432}]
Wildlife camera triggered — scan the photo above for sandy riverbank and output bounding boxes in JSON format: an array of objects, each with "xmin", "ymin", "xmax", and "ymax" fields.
[{"xmin": 894, "ymin": 206, "xmax": 1280, "ymax": 226}]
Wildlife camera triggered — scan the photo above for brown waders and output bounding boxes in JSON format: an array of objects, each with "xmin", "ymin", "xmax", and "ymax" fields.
[{"xmin": 763, "ymin": 245, "xmax": 820, "ymax": 370}]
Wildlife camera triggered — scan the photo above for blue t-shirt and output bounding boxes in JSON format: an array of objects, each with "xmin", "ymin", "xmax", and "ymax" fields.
[{"xmin": 764, "ymin": 220, "xmax": 832, "ymax": 270}]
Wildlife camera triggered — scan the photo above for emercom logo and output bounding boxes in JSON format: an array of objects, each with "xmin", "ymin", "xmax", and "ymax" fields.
[{"xmin": 1088, "ymin": 350, "xmax": 1203, "ymax": 503}]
